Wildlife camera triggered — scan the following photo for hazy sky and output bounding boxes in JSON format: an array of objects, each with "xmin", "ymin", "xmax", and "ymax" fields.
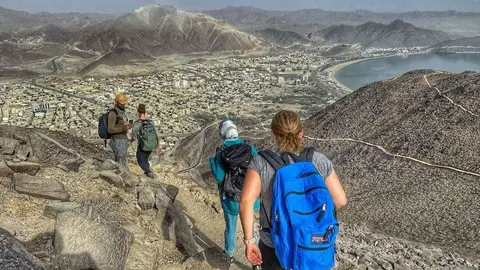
[{"xmin": 1, "ymin": 0, "xmax": 479, "ymax": 14}]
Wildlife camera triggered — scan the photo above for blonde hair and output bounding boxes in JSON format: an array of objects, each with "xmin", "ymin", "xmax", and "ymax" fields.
[{"xmin": 271, "ymin": 110, "xmax": 304, "ymax": 153}]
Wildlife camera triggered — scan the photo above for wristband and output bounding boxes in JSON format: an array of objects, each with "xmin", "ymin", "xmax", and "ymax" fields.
[{"xmin": 244, "ymin": 238, "xmax": 255, "ymax": 245}]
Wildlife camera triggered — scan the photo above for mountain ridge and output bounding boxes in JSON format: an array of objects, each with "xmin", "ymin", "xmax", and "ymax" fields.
[
  {"xmin": 320, "ymin": 20, "xmax": 452, "ymax": 48},
  {"xmin": 203, "ymin": 6, "xmax": 480, "ymax": 36}
]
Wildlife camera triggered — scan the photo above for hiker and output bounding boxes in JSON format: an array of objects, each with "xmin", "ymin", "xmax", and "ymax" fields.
[
  {"xmin": 209, "ymin": 120, "xmax": 260, "ymax": 266},
  {"xmin": 107, "ymin": 93, "xmax": 131, "ymax": 165},
  {"xmin": 239, "ymin": 110, "xmax": 347, "ymax": 270},
  {"xmin": 132, "ymin": 104, "xmax": 162, "ymax": 178}
]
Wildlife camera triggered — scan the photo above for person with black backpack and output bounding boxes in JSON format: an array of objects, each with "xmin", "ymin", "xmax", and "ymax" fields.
[
  {"xmin": 132, "ymin": 104, "xmax": 161, "ymax": 178},
  {"xmin": 209, "ymin": 120, "xmax": 260, "ymax": 267},
  {"xmin": 98, "ymin": 93, "xmax": 132, "ymax": 165},
  {"xmin": 239, "ymin": 110, "xmax": 347, "ymax": 270}
]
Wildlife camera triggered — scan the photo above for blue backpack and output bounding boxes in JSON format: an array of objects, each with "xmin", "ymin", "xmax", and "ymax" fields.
[{"xmin": 259, "ymin": 147, "xmax": 339, "ymax": 270}]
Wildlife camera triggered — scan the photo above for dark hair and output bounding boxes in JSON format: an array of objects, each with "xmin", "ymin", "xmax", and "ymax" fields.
[
  {"xmin": 271, "ymin": 110, "xmax": 304, "ymax": 153},
  {"xmin": 137, "ymin": 104, "xmax": 146, "ymax": 114}
]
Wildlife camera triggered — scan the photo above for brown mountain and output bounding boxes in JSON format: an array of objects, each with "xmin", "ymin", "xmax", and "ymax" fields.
[
  {"xmin": 73, "ymin": 5, "xmax": 259, "ymax": 56},
  {"xmin": 252, "ymin": 28, "xmax": 310, "ymax": 46},
  {"xmin": 320, "ymin": 20, "xmax": 452, "ymax": 48}
]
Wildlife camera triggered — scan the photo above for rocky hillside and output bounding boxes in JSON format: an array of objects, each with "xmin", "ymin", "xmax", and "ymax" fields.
[
  {"xmin": 320, "ymin": 20, "xmax": 452, "ymax": 48},
  {"xmin": 2, "ymin": 78, "xmax": 480, "ymax": 269},
  {"xmin": 252, "ymin": 28, "xmax": 310, "ymax": 46},
  {"xmin": 203, "ymin": 6, "xmax": 480, "ymax": 36},
  {"xmin": 74, "ymin": 5, "xmax": 259, "ymax": 57},
  {"xmin": 302, "ymin": 70, "xmax": 480, "ymax": 260}
]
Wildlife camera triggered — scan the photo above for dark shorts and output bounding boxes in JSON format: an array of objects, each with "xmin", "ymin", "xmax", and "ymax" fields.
[{"xmin": 259, "ymin": 240, "xmax": 282, "ymax": 270}]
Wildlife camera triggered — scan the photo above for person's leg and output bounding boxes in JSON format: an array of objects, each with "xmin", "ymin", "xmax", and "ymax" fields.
[
  {"xmin": 136, "ymin": 147, "xmax": 149, "ymax": 174},
  {"xmin": 259, "ymin": 240, "xmax": 282, "ymax": 270},
  {"xmin": 144, "ymin": 150, "xmax": 152, "ymax": 174},
  {"xmin": 223, "ymin": 211, "xmax": 238, "ymax": 260},
  {"xmin": 109, "ymin": 139, "xmax": 119, "ymax": 163},
  {"xmin": 117, "ymin": 139, "xmax": 128, "ymax": 166}
]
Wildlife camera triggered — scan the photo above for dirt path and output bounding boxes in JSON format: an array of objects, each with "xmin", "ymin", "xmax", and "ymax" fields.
[
  {"xmin": 424, "ymin": 73, "xmax": 479, "ymax": 117},
  {"xmin": 153, "ymin": 164, "xmax": 256, "ymax": 270}
]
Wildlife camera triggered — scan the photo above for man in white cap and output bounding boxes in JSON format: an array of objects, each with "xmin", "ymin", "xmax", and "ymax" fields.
[{"xmin": 209, "ymin": 120, "xmax": 260, "ymax": 268}]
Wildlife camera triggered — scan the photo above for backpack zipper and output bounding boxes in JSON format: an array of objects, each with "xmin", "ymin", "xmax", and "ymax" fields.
[
  {"xmin": 315, "ymin": 204, "xmax": 327, "ymax": 222},
  {"xmin": 297, "ymin": 244, "xmax": 332, "ymax": 251},
  {"xmin": 285, "ymin": 186, "xmax": 327, "ymax": 199},
  {"xmin": 293, "ymin": 205, "xmax": 324, "ymax": 216}
]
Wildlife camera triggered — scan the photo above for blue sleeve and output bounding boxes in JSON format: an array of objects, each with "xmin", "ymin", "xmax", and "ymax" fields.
[
  {"xmin": 209, "ymin": 149, "xmax": 226, "ymax": 184},
  {"xmin": 251, "ymin": 145, "xmax": 258, "ymax": 157}
]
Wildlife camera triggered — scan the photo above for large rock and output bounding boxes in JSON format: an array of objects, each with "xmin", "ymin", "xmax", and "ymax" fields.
[
  {"xmin": 118, "ymin": 166, "xmax": 138, "ymax": 189},
  {"xmin": 15, "ymin": 143, "xmax": 32, "ymax": 161},
  {"xmin": 0, "ymin": 137, "xmax": 20, "ymax": 155},
  {"xmin": 155, "ymin": 187, "xmax": 202, "ymax": 257},
  {"xmin": 137, "ymin": 187, "xmax": 155, "ymax": 210},
  {"xmin": 13, "ymin": 174, "xmax": 70, "ymax": 201},
  {"xmin": 54, "ymin": 210, "xmax": 133, "ymax": 270},
  {"xmin": 29, "ymin": 132, "xmax": 85, "ymax": 172},
  {"xmin": 0, "ymin": 228, "xmax": 47, "ymax": 270},
  {"xmin": 0, "ymin": 161, "xmax": 13, "ymax": 177},
  {"xmin": 99, "ymin": 171, "xmax": 125, "ymax": 189},
  {"xmin": 44, "ymin": 202, "xmax": 83, "ymax": 219},
  {"xmin": 99, "ymin": 159, "xmax": 118, "ymax": 171},
  {"xmin": 6, "ymin": 161, "xmax": 41, "ymax": 176}
]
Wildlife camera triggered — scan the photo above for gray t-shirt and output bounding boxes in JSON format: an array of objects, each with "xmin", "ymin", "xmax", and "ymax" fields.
[{"xmin": 248, "ymin": 148, "xmax": 334, "ymax": 248}]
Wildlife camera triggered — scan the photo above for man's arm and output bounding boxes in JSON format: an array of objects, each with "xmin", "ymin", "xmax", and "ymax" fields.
[{"xmin": 107, "ymin": 111, "xmax": 124, "ymax": 134}]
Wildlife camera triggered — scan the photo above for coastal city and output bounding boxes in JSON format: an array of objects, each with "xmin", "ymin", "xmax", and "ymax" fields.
[{"xmin": 0, "ymin": 47, "xmax": 422, "ymax": 149}]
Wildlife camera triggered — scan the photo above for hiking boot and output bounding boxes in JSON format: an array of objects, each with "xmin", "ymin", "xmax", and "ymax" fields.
[{"xmin": 145, "ymin": 172, "xmax": 155, "ymax": 179}]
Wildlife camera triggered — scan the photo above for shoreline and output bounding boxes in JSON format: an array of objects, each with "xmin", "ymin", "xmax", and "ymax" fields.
[{"xmin": 328, "ymin": 51, "xmax": 427, "ymax": 91}]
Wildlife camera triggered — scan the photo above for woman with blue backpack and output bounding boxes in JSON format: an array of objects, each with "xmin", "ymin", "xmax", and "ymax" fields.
[{"xmin": 239, "ymin": 110, "xmax": 347, "ymax": 270}]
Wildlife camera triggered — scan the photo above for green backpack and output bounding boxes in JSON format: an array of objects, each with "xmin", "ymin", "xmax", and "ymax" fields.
[{"xmin": 139, "ymin": 120, "xmax": 158, "ymax": 152}]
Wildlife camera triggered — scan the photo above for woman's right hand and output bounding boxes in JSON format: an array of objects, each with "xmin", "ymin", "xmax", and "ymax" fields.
[{"xmin": 245, "ymin": 243, "xmax": 263, "ymax": 265}]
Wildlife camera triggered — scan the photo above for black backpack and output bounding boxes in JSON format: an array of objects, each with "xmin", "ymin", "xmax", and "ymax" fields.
[
  {"xmin": 220, "ymin": 142, "xmax": 254, "ymax": 201},
  {"xmin": 98, "ymin": 109, "xmax": 117, "ymax": 139}
]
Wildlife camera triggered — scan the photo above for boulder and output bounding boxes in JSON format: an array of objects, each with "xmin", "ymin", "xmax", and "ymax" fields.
[
  {"xmin": 6, "ymin": 161, "xmax": 41, "ymax": 176},
  {"xmin": 0, "ymin": 137, "xmax": 20, "ymax": 155},
  {"xmin": 0, "ymin": 228, "xmax": 47, "ymax": 270},
  {"xmin": 162, "ymin": 184, "xmax": 179, "ymax": 202},
  {"xmin": 118, "ymin": 166, "xmax": 138, "ymax": 189},
  {"xmin": 54, "ymin": 211, "xmax": 133, "ymax": 270},
  {"xmin": 15, "ymin": 143, "xmax": 32, "ymax": 161},
  {"xmin": 0, "ymin": 161, "xmax": 14, "ymax": 178},
  {"xmin": 155, "ymin": 187, "xmax": 203, "ymax": 257},
  {"xmin": 29, "ymin": 132, "xmax": 85, "ymax": 172},
  {"xmin": 137, "ymin": 187, "xmax": 155, "ymax": 210},
  {"xmin": 99, "ymin": 159, "xmax": 118, "ymax": 171},
  {"xmin": 44, "ymin": 202, "xmax": 83, "ymax": 219},
  {"xmin": 99, "ymin": 171, "xmax": 124, "ymax": 189},
  {"xmin": 13, "ymin": 174, "xmax": 70, "ymax": 201}
]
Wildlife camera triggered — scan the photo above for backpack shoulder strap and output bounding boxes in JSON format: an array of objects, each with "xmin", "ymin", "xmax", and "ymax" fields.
[
  {"xmin": 289, "ymin": 147, "xmax": 315, "ymax": 163},
  {"xmin": 259, "ymin": 150, "xmax": 287, "ymax": 171}
]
